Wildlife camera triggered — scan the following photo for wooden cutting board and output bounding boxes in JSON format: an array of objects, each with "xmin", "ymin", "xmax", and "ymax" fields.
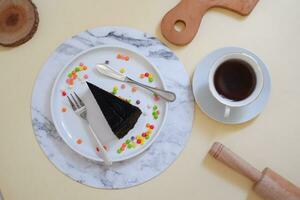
[{"xmin": 161, "ymin": 0, "xmax": 259, "ymax": 45}]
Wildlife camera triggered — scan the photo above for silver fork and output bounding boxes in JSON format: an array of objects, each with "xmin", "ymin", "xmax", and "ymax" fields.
[{"xmin": 67, "ymin": 92, "xmax": 112, "ymax": 166}]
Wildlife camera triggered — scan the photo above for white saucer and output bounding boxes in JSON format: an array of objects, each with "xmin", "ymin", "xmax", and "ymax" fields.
[{"xmin": 192, "ymin": 47, "xmax": 271, "ymax": 124}]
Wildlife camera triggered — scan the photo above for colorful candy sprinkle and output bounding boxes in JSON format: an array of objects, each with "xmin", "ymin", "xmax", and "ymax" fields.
[
  {"xmin": 112, "ymin": 86, "xmax": 118, "ymax": 95},
  {"xmin": 96, "ymin": 147, "xmax": 100, "ymax": 152},
  {"xmin": 65, "ymin": 63, "xmax": 89, "ymax": 87},
  {"xmin": 131, "ymin": 86, "xmax": 137, "ymax": 93},
  {"xmin": 83, "ymin": 74, "xmax": 88, "ymax": 79},
  {"xmin": 121, "ymin": 84, "xmax": 126, "ymax": 89},
  {"xmin": 154, "ymin": 94, "xmax": 160, "ymax": 101},
  {"xmin": 140, "ymin": 72, "xmax": 154, "ymax": 83},
  {"xmin": 119, "ymin": 68, "xmax": 126, "ymax": 73},
  {"xmin": 61, "ymin": 90, "xmax": 67, "ymax": 96},
  {"xmin": 116, "ymin": 123, "xmax": 155, "ymax": 153},
  {"xmin": 152, "ymin": 105, "xmax": 159, "ymax": 120},
  {"xmin": 136, "ymin": 100, "xmax": 140, "ymax": 105},
  {"xmin": 76, "ymin": 139, "xmax": 82, "ymax": 144},
  {"xmin": 61, "ymin": 107, "xmax": 67, "ymax": 112},
  {"xmin": 117, "ymin": 54, "xmax": 129, "ymax": 61}
]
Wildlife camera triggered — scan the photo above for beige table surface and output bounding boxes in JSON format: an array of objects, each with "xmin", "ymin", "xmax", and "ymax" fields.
[{"xmin": 1, "ymin": 0, "xmax": 300, "ymax": 199}]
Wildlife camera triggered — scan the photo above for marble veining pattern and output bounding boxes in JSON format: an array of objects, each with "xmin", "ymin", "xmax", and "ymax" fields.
[{"xmin": 31, "ymin": 27, "xmax": 194, "ymax": 189}]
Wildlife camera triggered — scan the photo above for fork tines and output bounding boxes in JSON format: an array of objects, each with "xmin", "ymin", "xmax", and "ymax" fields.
[{"xmin": 67, "ymin": 92, "xmax": 85, "ymax": 111}]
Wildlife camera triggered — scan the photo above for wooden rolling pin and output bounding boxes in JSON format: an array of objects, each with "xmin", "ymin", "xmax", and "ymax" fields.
[{"xmin": 209, "ymin": 142, "xmax": 300, "ymax": 200}]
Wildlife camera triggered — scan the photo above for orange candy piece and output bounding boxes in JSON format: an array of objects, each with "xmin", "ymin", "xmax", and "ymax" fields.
[{"xmin": 76, "ymin": 139, "xmax": 82, "ymax": 144}]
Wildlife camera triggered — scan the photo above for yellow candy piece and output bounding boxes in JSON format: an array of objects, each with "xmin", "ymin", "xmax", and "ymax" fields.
[
  {"xmin": 148, "ymin": 73, "xmax": 153, "ymax": 78},
  {"xmin": 119, "ymin": 68, "xmax": 126, "ymax": 73}
]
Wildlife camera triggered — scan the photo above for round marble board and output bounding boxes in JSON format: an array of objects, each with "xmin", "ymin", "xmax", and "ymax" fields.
[{"xmin": 31, "ymin": 27, "xmax": 194, "ymax": 189}]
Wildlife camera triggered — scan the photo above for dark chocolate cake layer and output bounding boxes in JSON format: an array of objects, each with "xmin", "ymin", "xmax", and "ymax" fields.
[{"xmin": 87, "ymin": 82, "xmax": 142, "ymax": 139}]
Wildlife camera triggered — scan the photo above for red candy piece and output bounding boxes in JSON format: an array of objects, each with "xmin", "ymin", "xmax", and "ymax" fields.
[
  {"xmin": 142, "ymin": 132, "xmax": 146, "ymax": 137},
  {"xmin": 150, "ymin": 125, "xmax": 154, "ymax": 129},
  {"xmin": 137, "ymin": 139, "xmax": 142, "ymax": 144},
  {"xmin": 145, "ymin": 72, "xmax": 149, "ymax": 77},
  {"xmin": 122, "ymin": 143, "xmax": 126, "ymax": 148},
  {"xmin": 104, "ymin": 145, "xmax": 108, "ymax": 150},
  {"xmin": 61, "ymin": 91, "xmax": 67, "ymax": 96},
  {"xmin": 79, "ymin": 63, "xmax": 83, "ymax": 66},
  {"xmin": 96, "ymin": 147, "xmax": 100, "ymax": 152}
]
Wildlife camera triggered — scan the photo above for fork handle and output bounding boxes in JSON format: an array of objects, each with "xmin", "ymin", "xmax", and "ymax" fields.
[
  {"xmin": 88, "ymin": 124, "xmax": 112, "ymax": 166},
  {"xmin": 126, "ymin": 78, "xmax": 176, "ymax": 102}
]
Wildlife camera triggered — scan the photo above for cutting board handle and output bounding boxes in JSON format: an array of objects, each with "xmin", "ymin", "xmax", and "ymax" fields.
[{"xmin": 161, "ymin": 0, "xmax": 259, "ymax": 45}]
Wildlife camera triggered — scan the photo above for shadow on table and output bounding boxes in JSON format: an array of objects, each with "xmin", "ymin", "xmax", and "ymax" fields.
[
  {"xmin": 0, "ymin": 46, "xmax": 14, "ymax": 52},
  {"xmin": 203, "ymin": 154, "xmax": 264, "ymax": 200},
  {"xmin": 194, "ymin": 107, "xmax": 257, "ymax": 140},
  {"xmin": 247, "ymin": 191, "xmax": 264, "ymax": 200}
]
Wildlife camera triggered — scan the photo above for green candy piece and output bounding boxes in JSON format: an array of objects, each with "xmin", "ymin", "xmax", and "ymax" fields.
[
  {"xmin": 153, "ymin": 105, "xmax": 158, "ymax": 111},
  {"xmin": 128, "ymin": 143, "xmax": 132, "ymax": 149},
  {"xmin": 152, "ymin": 111, "xmax": 156, "ymax": 116},
  {"xmin": 68, "ymin": 73, "xmax": 72, "ymax": 78},
  {"xmin": 75, "ymin": 67, "xmax": 80, "ymax": 72},
  {"xmin": 117, "ymin": 149, "xmax": 122, "ymax": 154},
  {"xmin": 112, "ymin": 90, "xmax": 117, "ymax": 95},
  {"xmin": 145, "ymin": 135, "xmax": 150, "ymax": 140},
  {"xmin": 149, "ymin": 77, "xmax": 153, "ymax": 82},
  {"xmin": 154, "ymin": 115, "xmax": 158, "ymax": 120},
  {"xmin": 126, "ymin": 139, "xmax": 131, "ymax": 144}
]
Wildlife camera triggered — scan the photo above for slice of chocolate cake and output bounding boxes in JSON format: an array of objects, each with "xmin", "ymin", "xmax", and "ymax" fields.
[{"xmin": 87, "ymin": 82, "xmax": 142, "ymax": 139}]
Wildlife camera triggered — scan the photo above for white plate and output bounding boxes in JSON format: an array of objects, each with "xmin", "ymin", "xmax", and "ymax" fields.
[
  {"xmin": 50, "ymin": 44, "xmax": 168, "ymax": 162},
  {"xmin": 192, "ymin": 47, "xmax": 271, "ymax": 124}
]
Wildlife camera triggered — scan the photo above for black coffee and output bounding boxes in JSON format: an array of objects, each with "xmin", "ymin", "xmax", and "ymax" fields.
[{"xmin": 213, "ymin": 59, "xmax": 256, "ymax": 101}]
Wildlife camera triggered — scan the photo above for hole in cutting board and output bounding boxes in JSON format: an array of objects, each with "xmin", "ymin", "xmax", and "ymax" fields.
[{"xmin": 174, "ymin": 20, "xmax": 186, "ymax": 32}]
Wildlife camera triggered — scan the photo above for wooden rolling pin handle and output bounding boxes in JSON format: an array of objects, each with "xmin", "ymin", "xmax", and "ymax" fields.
[{"xmin": 209, "ymin": 142, "xmax": 262, "ymax": 182}]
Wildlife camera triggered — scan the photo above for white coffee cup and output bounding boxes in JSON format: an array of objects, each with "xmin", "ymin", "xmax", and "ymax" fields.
[{"xmin": 208, "ymin": 53, "xmax": 264, "ymax": 118}]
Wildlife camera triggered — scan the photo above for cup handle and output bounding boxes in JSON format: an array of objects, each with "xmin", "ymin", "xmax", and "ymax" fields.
[{"xmin": 224, "ymin": 106, "xmax": 231, "ymax": 118}]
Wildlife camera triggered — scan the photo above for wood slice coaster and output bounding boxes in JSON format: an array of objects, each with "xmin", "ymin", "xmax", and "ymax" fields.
[{"xmin": 0, "ymin": 0, "xmax": 39, "ymax": 47}]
